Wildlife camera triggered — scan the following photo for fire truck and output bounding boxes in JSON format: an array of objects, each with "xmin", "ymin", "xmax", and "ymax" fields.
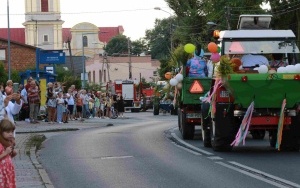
[{"xmin": 114, "ymin": 79, "xmax": 141, "ymax": 112}]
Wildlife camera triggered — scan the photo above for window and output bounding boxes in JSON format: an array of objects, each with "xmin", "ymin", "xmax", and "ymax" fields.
[
  {"xmin": 104, "ymin": 70, "xmax": 106, "ymax": 83},
  {"xmin": 41, "ymin": 0, "xmax": 48, "ymax": 12},
  {"xmin": 0, "ymin": 49, "xmax": 5, "ymax": 61},
  {"xmin": 153, "ymin": 71, "xmax": 157, "ymax": 76},
  {"xmin": 93, "ymin": 71, "xmax": 95, "ymax": 83},
  {"xmin": 88, "ymin": 71, "xmax": 91, "ymax": 83},
  {"xmin": 99, "ymin": 70, "xmax": 102, "ymax": 83},
  {"xmin": 83, "ymin": 36, "xmax": 88, "ymax": 47},
  {"xmin": 43, "ymin": 35, "xmax": 49, "ymax": 42}
]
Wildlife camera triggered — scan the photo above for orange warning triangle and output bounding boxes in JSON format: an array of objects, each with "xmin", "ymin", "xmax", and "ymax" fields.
[{"xmin": 189, "ymin": 80, "xmax": 204, "ymax": 93}]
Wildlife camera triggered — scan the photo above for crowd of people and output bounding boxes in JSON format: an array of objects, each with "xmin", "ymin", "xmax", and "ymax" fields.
[{"xmin": 17, "ymin": 77, "xmax": 126, "ymax": 124}]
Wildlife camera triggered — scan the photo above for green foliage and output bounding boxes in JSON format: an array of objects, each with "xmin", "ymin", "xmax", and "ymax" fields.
[
  {"xmin": 105, "ymin": 34, "xmax": 128, "ymax": 55},
  {"xmin": 55, "ymin": 65, "xmax": 81, "ymax": 92},
  {"xmin": 145, "ymin": 18, "xmax": 175, "ymax": 60},
  {"xmin": 158, "ymin": 58, "xmax": 173, "ymax": 80},
  {"xmin": 131, "ymin": 39, "xmax": 148, "ymax": 56},
  {"xmin": 85, "ymin": 83, "xmax": 103, "ymax": 92},
  {"xmin": 169, "ymin": 45, "xmax": 190, "ymax": 67},
  {"xmin": 11, "ymin": 70, "xmax": 21, "ymax": 84},
  {"xmin": 217, "ymin": 56, "xmax": 234, "ymax": 77},
  {"xmin": 0, "ymin": 62, "xmax": 7, "ymax": 85}
]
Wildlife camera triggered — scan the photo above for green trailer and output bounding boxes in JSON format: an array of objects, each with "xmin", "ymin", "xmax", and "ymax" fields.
[{"xmin": 205, "ymin": 14, "xmax": 300, "ymax": 151}]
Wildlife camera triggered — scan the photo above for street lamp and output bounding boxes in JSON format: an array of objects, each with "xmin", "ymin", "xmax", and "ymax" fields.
[
  {"xmin": 7, "ymin": 0, "xmax": 11, "ymax": 79},
  {"xmin": 154, "ymin": 7, "xmax": 173, "ymax": 51}
]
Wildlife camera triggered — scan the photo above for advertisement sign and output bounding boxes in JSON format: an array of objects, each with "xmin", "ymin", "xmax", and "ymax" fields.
[{"xmin": 39, "ymin": 50, "xmax": 65, "ymax": 64}]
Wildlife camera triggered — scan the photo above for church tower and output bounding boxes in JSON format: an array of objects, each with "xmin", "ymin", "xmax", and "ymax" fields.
[{"xmin": 23, "ymin": 0, "xmax": 64, "ymax": 50}]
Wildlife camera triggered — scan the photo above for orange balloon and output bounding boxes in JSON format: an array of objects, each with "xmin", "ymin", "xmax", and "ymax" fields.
[
  {"xmin": 164, "ymin": 72, "xmax": 172, "ymax": 80},
  {"xmin": 208, "ymin": 42, "xmax": 218, "ymax": 53}
]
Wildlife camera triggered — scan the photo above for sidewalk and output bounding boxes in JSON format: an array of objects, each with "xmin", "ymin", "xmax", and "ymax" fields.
[{"xmin": 13, "ymin": 117, "xmax": 121, "ymax": 188}]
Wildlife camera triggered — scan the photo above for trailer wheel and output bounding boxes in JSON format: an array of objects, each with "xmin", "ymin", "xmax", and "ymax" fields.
[
  {"xmin": 211, "ymin": 103, "xmax": 235, "ymax": 152},
  {"xmin": 250, "ymin": 130, "xmax": 266, "ymax": 140},
  {"xmin": 180, "ymin": 108, "xmax": 194, "ymax": 140}
]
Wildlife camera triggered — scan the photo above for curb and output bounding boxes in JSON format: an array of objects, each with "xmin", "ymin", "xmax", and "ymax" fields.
[{"xmin": 30, "ymin": 142, "xmax": 54, "ymax": 188}]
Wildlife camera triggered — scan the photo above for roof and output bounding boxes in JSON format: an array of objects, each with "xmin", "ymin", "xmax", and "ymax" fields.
[
  {"xmin": 0, "ymin": 28, "xmax": 25, "ymax": 44},
  {"xmin": 0, "ymin": 37, "xmax": 36, "ymax": 49},
  {"xmin": 62, "ymin": 26, "xmax": 124, "ymax": 43},
  {"xmin": 0, "ymin": 25, "xmax": 124, "ymax": 44},
  {"xmin": 219, "ymin": 30, "xmax": 296, "ymax": 39}
]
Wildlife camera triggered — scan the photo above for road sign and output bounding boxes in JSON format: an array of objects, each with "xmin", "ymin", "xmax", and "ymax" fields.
[{"xmin": 39, "ymin": 50, "xmax": 65, "ymax": 64}]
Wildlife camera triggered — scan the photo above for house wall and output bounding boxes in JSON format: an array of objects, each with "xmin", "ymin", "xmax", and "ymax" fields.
[{"xmin": 0, "ymin": 39, "xmax": 36, "ymax": 71}]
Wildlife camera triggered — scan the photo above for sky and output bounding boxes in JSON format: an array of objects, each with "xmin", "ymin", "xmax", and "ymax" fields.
[{"xmin": 0, "ymin": 0, "xmax": 173, "ymax": 40}]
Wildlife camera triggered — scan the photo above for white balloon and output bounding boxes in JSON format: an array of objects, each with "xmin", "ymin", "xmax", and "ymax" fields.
[
  {"xmin": 175, "ymin": 73, "xmax": 183, "ymax": 82},
  {"xmin": 277, "ymin": 67, "xmax": 286, "ymax": 73},
  {"xmin": 176, "ymin": 82, "xmax": 182, "ymax": 89},
  {"xmin": 286, "ymin": 65, "xmax": 295, "ymax": 73},
  {"xmin": 295, "ymin": 64, "xmax": 300, "ymax": 73},
  {"xmin": 258, "ymin": 65, "xmax": 268, "ymax": 73},
  {"xmin": 169, "ymin": 78, "xmax": 178, "ymax": 86}
]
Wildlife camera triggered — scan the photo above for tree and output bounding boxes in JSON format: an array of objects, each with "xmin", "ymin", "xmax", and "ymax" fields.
[
  {"xmin": 131, "ymin": 39, "xmax": 148, "ymax": 56},
  {"xmin": 145, "ymin": 17, "xmax": 175, "ymax": 60},
  {"xmin": 104, "ymin": 34, "xmax": 128, "ymax": 56}
]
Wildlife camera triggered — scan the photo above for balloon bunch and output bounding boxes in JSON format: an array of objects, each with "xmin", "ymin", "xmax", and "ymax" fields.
[
  {"xmin": 169, "ymin": 73, "xmax": 183, "ymax": 90},
  {"xmin": 208, "ymin": 42, "xmax": 220, "ymax": 63}
]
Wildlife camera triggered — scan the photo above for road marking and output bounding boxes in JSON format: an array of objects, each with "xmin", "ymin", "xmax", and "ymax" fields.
[
  {"xmin": 229, "ymin": 161, "xmax": 300, "ymax": 188},
  {"xmin": 171, "ymin": 142, "xmax": 202, "ymax": 156},
  {"xmin": 217, "ymin": 161, "xmax": 300, "ymax": 188},
  {"xmin": 100, "ymin": 156, "xmax": 134, "ymax": 160},
  {"xmin": 207, "ymin": 156, "xmax": 223, "ymax": 160},
  {"xmin": 171, "ymin": 131, "xmax": 214, "ymax": 156}
]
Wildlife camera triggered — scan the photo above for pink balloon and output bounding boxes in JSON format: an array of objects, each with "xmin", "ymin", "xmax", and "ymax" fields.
[{"xmin": 210, "ymin": 53, "xmax": 220, "ymax": 63}]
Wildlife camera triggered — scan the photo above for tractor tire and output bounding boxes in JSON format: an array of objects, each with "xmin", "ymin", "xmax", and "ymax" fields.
[
  {"xmin": 201, "ymin": 102, "xmax": 211, "ymax": 147},
  {"xmin": 180, "ymin": 108, "xmax": 195, "ymax": 140},
  {"xmin": 211, "ymin": 103, "xmax": 235, "ymax": 152},
  {"xmin": 269, "ymin": 130, "xmax": 277, "ymax": 148},
  {"xmin": 280, "ymin": 113, "xmax": 300, "ymax": 151}
]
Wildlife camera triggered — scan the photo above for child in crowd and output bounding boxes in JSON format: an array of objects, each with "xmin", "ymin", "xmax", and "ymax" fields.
[
  {"xmin": 56, "ymin": 92, "xmax": 64, "ymax": 124},
  {"xmin": 75, "ymin": 93, "xmax": 83, "ymax": 121},
  {"xmin": 100, "ymin": 97, "xmax": 105, "ymax": 119},
  {"xmin": 62, "ymin": 93, "xmax": 69, "ymax": 123},
  {"xmin": 0, "ymin": 119, "xmax": 17, "ymax": 187}
]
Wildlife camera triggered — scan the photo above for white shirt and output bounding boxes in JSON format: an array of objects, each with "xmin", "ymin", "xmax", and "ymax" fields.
[
  {"xmin": 241, "ymin": 54, "xmax": 269, "ymax": 67},
  {"xmin": 0, "ymin": 93, "xmax": 23, "ymax": 123},
  {"xmin": 21, "ymin": 88, "xmax": 28, "ymax": 104}
]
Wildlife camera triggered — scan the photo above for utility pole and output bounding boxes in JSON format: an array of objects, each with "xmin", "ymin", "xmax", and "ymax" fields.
[
  {"xmin": 128, "ymin": 38, "xmax": 132, "ymax": 79},
  {"xmin": 225, "ymin": 6, "xmax": 231, "ymax": 30}
]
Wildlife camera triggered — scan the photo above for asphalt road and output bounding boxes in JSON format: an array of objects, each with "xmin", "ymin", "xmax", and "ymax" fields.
[{"xmin": 38, "ymin": 112, "xmax": 300, "ymax": 188}]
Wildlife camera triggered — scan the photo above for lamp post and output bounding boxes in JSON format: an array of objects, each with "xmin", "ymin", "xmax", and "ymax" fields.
[
  {"xmin": 154, "ymin": 7, "xmax": 173, "ymax": 51},
  {"xmin": 7, "ymin": 0, "xmax": 11, "ymax": 79}
]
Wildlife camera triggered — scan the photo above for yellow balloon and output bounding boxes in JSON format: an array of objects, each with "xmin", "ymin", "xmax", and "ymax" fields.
[{"xmin": 184, "ymin": 43, "xmax": 196, "ymax": 53}]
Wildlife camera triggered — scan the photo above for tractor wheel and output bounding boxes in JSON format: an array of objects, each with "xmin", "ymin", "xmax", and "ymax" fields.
[
  {"xmin": 280, "ymin": 113, "xmax": 300, "ymax": 151},
  {"xmin": 211, "ymin": 103, "xmax": 235, "ymax": 152},
  {"xmin": 201, "ymin": 102, "xmax": 211, "ymax": 147},
  {"xmin": 180, "ymin": 108, "xmax": 195, "ymax": 140}
]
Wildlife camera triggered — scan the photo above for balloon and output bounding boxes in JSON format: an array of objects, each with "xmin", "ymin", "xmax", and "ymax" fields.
[
  {"xmin": 210, "ymin": 53, "xmax": 220, "ymax": 63},
  {"xmin": 175, "ymin": 73, "xmax": 183, "ymax": 82},
  {"xmin": 286, "ymin": 65, "xmax": 295, "ymax": 73},
  {"xmin": 184, "ymin": 43, "xmax": 196, "ymax": 53},
  {"xmin": 164, "ymin": 72, "xmax": 172, "ymax": 80},
  {"xmin": 277, "ymin": 67, "xmax": 286, "ymax": 73},
  {"xmin": 208, "ymin": 42, "xmax": 218, "ymax": 53},
  {"xmin": 295, "ymin": 64, "xmax": 300, "ymax": 73},
  {"xmin": 258, "ymin": 65, "xmax": 268, "ymax": 73},
  {"xmin": 176, "ymin": 82, "xmax": 182, "ymax": 89},
  {"xmin": 169, "ymin": 78, "xmax": 178, "ymax": 86}
]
